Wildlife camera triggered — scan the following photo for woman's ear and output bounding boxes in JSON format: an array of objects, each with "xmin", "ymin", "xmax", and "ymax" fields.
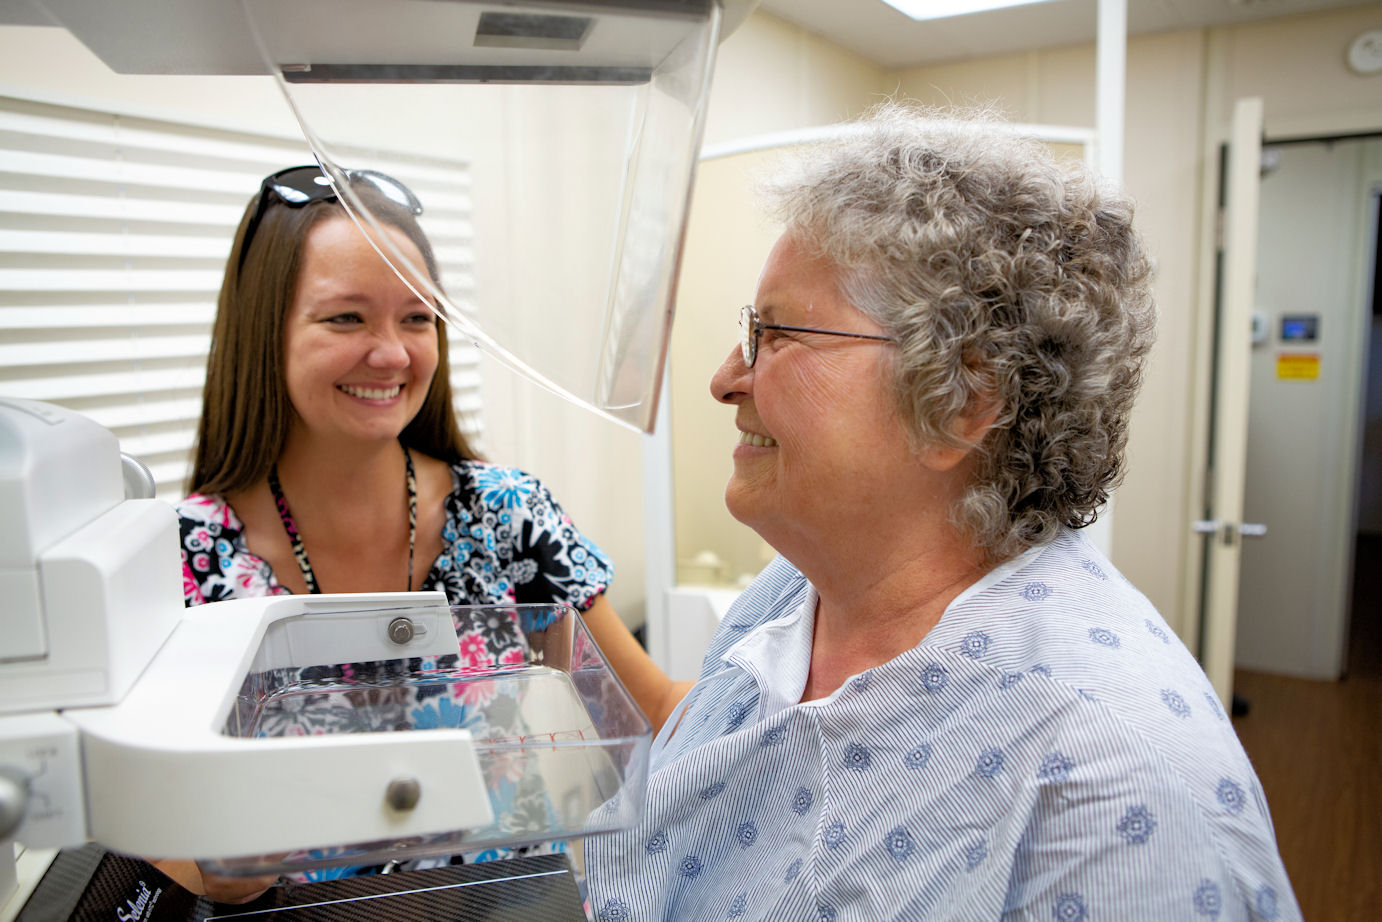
[{"xmin": 919, "ymin": 393, "xmax": 1000, "ymax": 473}]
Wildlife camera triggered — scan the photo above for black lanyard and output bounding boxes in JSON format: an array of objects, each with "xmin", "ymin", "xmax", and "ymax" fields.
[{"xmin": 267, "ymin": 444, "xmax": 417, "ymax": 593}]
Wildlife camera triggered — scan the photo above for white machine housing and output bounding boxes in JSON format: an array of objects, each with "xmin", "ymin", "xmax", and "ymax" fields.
[
  {"xmin": 0, "ymin": 399, "xmax": 494, "ymax": 859},
  {"xmin": 0, "ymin": 398, "xmax": 183, "ymax": 714}
]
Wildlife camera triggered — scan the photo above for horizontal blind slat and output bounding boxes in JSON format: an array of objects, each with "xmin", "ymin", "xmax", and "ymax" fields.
[
  {"xmin": 0, "ymin": 268, "xmax": 225, "ymax": 291},
  {"xmin": 0, "ymin": 229, "xmax": 231, "ymax": 258},
  {"xmin": 80, "ymin": 398, "xmax": 205, "ymax": 430},
  {"xmin": 0, "ymin": 149, "xmax": 265, "ymax": 195},
  {"xmin": 0, "ymin": 106, "xmax": 310, "ymax": 165},
  {"xmin": 0, "ymin": 334, "xmax": 211, "ymax": 367},
  {"xmin": 0, "ymin": 190, "xmax": 248, "ymax": 226},
  {"xmin": 3, "ymin": 367, "xmax": 206, "ymax": 401},
  {"xmin": 0, "ymin": 304, "xmax": 217, "ymax": 329}
]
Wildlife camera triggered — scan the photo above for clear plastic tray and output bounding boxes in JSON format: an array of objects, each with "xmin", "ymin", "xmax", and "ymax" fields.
[{"xmin": 204, "ymin": 603, "xmax": 650, "ymax": 876}]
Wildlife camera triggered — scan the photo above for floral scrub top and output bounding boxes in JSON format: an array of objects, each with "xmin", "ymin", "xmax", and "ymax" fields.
[
  {"xmin": 179, "ymin": 459, "xmax": 612, "ymax": 617},
  {"xmin": 177, "ymin": 460, "xmax": 614, "ymax": 878}
]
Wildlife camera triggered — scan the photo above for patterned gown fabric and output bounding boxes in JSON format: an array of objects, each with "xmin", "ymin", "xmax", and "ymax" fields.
[{"xmin": 583, "ymin": 528, "xmax": 1299, "ymax": 922}]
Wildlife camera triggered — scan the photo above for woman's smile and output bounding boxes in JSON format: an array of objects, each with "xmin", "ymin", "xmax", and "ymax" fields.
[
  {"xmin": 337, "ymin": 382, "xmax": 404, "ymax": 401},
  {"xmin": 737, "ymin": 429, "xmax": 779, "ymax": 449}
]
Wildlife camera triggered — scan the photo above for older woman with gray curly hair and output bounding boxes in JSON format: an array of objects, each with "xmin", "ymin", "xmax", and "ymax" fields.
[{"xmin": 583, "ymin": 105, "xmax": 1297, "ymax": 921}]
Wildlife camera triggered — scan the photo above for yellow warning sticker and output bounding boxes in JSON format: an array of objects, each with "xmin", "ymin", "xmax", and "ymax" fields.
[{"xmin": 1276, "ymin": 353, "xmax": 1320, "ymax": 380}]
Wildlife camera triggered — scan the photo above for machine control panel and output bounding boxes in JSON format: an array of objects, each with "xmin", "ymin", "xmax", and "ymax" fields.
[{"xmin": 0, "ymin": 713, "xmax": 84, "ymax": 848}]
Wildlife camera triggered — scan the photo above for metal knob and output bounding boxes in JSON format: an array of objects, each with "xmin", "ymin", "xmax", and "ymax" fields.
[
  {"xmin": 0, "ymin": 767, "xmax": 30, "ymax": 839},
  {"xmin": 387, "ymin": 617, "xmax": 416, "ymax": 645},
  {"xmin": 119, "ymin": 452, "xmax": 157, "ymax": 500},
  {"xmin": 385, "ymin": 776, "xmax": 421, "ymax": 812}
]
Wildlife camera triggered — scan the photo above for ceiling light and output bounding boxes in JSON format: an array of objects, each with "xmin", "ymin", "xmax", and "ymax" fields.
[{"xmin": 880, "ymin": 0, "xmax": 1060, "ymax": 22}]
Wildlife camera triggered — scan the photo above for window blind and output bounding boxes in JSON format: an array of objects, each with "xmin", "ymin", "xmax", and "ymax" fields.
[{"xmin": 0, "ymin": 91, "xmax": 483, "ymax": 501}]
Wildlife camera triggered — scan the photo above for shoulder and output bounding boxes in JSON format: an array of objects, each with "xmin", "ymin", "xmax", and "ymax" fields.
[
  {"xmin": 445, "ymin": 460, "xmax": 574, "ymax": 518},
  {"xmin": 176, "ymin": 492, "xmax": 284, "ymax": 605},
  {"xmin": 448, "ymin": 459, "xmax": 545, "ymax": 494},
  {"xmin": 932, "ymin": 530, "xmax": 1219, "ymax": 742},
  {"xmin": 175, "ymin": 492, "xmax": 241, "ymax": 531},
  {"xmin": 694, "ymin": 557, "xmax": 809, "ymax": 675},
  {"xmin": 916, "ymin": 532, "xmax": 1291, "ymax": 905}
]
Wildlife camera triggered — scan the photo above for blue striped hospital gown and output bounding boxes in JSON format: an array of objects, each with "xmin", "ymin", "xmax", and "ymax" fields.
[{"xmin": 583, "ymin": 528, "xmax": 1299, "ymax": 921}]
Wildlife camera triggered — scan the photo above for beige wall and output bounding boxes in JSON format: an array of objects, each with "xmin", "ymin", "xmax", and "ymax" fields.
[
  {"xmin": 894, "ymin": 4, "xmax": 1382, "ymax": 637},
  {"xmin": 668, "ymin": 14, "xmax": 889, "ymax": 586}
]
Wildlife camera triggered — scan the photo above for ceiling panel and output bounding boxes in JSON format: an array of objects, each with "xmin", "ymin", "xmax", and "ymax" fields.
[{"xmin": 754, "ymin": 0, "xmax": 1374, "ymax": 69}]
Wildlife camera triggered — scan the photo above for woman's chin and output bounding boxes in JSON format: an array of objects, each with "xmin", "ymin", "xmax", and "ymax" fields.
[{"xmin": 722, "ymin": 483, "xmax": 772, "ymax": 533}]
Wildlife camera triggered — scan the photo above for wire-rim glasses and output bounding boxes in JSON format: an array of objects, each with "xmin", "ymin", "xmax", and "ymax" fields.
[
  {"xmin": 738, "ymin": 304, "xmax": 894, "ymax": 368},
  {"xmin": 236, "ymin": 164, "xmax": 423, "ymax": 273}
]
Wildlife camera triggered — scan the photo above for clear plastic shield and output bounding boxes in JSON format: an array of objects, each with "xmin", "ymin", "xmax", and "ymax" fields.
[
  {"xmin": 202, "ymin": 603, "xmax": 651, "ymax": 876},
  {"xmin": 239, "ymin": 0, "xmax": 722, "ymax": 432}
]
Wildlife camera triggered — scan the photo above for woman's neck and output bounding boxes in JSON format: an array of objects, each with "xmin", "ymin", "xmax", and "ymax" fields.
[
  {"xmin": 273, "ymin": 434, "xmax": 408, "ymax": 518},
  {"xmin": 785, "ymin": 506, "xmax": 992, "ymax": 703}
]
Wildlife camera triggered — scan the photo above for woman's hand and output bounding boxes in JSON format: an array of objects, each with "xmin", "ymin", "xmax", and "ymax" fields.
[{"xmin": 153, "ymin": 858, "xmax": 279, "ymax": 904}]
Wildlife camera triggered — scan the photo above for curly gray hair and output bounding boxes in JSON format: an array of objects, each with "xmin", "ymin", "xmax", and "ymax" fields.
[{"xmin": 760, "ymin": 103, "xmax": 1156, "ymax": 562}]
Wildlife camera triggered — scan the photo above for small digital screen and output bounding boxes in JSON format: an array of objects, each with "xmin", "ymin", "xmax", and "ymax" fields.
[{"xmin": 1280, "ymin": 315, "xmax": 1318, "ymax": 342}]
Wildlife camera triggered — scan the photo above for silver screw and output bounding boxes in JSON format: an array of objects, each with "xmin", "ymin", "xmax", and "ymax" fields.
[
  {"xmin": 385, "ymin": 776, "xmax": 422, "ymax": 811},
  {"xmin": 387, "ymin": 617, "xmax": 415, "ymax": 645}
]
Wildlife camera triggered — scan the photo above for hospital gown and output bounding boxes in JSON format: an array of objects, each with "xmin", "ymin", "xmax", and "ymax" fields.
[{"xmin": 583, "ymin": 528, "xmax": 1299, "ymax": 921}]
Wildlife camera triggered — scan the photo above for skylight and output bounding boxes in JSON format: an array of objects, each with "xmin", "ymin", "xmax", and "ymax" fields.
[{"xmin": 879, "ymin": 0, "xmax": 1060, "ymax": 22}]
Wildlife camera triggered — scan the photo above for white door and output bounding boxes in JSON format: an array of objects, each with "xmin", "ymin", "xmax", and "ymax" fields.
[{"xmin": 1198, "ymin": 97, "xmax": 1265, "ymax": 706}]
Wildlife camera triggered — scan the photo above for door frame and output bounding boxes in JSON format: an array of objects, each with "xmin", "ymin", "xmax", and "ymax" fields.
[{"xmin": 1181, "ymin": 102, "xmax": 1382, "ymax": 679}]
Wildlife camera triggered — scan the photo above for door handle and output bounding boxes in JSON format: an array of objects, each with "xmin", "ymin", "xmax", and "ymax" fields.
[{"xmin": 1191, "ymin": 520, "xmax": 1268, "ymax": 544}]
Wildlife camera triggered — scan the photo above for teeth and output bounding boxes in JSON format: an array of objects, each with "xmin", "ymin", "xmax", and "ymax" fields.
[
  {"xmin": 339, "ymin": 384, "xmax": 401, "ymax": 400},
  {"xmin": 739, "ymin": 431, "xmax": 778, "ymax": 448}
]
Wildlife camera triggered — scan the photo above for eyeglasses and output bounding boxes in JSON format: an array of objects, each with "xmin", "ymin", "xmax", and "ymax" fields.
[
  {"xmin": 236, "ymin": 165, "xmax": 423, "ymax": 273},
  {"xmin": 738, "ymin": 304, "xmax": 894, "ymax": 368}
]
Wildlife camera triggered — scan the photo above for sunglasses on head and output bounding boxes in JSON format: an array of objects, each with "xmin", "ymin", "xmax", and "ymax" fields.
[{"xmin": 235, "ymin": 165, "xmax": 423, "ymax": 273}]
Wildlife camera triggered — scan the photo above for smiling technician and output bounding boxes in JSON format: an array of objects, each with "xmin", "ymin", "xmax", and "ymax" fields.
[{"xmin": 166, "ymin": 165, "xmax": 685, "ymax": 901}]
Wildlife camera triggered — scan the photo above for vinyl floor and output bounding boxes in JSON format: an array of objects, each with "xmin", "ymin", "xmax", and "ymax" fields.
[{"xmin": 1231, "ymin": 535, "xmax": 1382, "ymax": 922}]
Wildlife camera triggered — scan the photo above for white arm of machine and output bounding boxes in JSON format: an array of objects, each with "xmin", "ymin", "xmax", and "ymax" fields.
[
  {"xmin": 4, "ymin": 592, "xmax": 492, "ymax": 860},
  {"xmin": 1, "ymin": 398, "xmax": 489, "ymax": 862}
]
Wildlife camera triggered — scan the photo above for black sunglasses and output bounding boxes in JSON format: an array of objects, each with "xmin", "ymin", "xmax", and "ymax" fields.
[{"xmin": 235, "ymin": 165, "xmax": 423, "ymax": 273}]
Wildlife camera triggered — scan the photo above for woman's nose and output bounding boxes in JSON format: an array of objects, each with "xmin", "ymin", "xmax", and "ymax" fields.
[
  {"xmin": 367, "ymin": 329, "xmax": 410, "ymax": 368},
  {"xmin": 710, "ymin": 344, "xmax": 749, "ymax": 405}
]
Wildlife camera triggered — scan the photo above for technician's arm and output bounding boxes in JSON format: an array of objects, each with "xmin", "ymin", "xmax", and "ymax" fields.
[
  {"xmin": 581, "ymin": 595, "xmax": 692, "ymax": 734},
  {"xmin": 152, "ymin": 859, "xmax": 278, "ymax": 904}
]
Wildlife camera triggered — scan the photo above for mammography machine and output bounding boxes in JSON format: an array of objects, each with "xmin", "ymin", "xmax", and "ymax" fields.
[
  {"xmin": 0, "ymin": 0, "xmax": 755, "ymax": 916},
  {"xmin": 1, "ymin": 396, "xmax": 651, "ymax": 917}
]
